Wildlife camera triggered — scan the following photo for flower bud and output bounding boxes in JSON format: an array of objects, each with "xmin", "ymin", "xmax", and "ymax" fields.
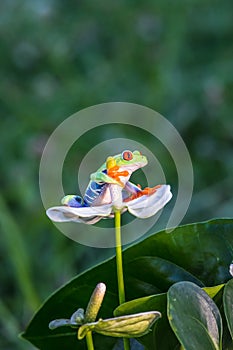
[{"xmin": 84, "ymin": 283, "xmax": 106, "ymax": 323}]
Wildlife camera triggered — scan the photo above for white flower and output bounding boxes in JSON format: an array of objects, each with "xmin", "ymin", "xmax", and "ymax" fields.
[{"xmin": 46, "ymin": 184, "xmax": 172, "ymax": 224}]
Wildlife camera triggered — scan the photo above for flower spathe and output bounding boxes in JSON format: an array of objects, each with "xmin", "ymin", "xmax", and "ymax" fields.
[{"xmin": 46, "ymin": 184, "xmax": 172, "ymax": 224}]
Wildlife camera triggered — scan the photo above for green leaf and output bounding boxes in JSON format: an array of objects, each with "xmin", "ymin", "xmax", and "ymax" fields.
[
  {"xmin": 168, "ymin": 281, "xmax": 222, "ymax": 350},
  {"xmin": 204, "ymin": 285, "xmax": 225, "ymax": 299},
  {"xmin": 78, "ymin": 311, "xmax": 161, "ymax": 339},
  {"xmin": 125, "ymin": 256, "xmax": 204, "ymax": 294},
  {"xmin": 124, "ymin": 218, "xmax": 233, "ymax": 295},
  {"xmin": 223, "ymin": 279, "xmax": 233, "ymax": 340},
  {"xmin": 22, "ymin": 218, "xmax": 233, "ymax": 349},
  {"xmin": 114, "ymin": 284, "xmax": 225, "ymax": 350}
]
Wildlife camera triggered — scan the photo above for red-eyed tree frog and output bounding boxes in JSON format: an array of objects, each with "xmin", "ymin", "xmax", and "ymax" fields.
[{"xmin": 46, "ymin": 150, "xmax": 172, "ymax": 224}]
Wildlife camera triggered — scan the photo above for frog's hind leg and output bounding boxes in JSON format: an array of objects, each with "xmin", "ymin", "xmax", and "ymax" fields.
[
  {"xmin": 61, "ymin": 195, "xmax": 88, "ymax": 208},
  {"xmin": 123, "ymin": 181, "xmax": 141, "ymax": 201},
  {"xmin": 84, "ymin": 182, "xmax": 106, "ymax": 206}
]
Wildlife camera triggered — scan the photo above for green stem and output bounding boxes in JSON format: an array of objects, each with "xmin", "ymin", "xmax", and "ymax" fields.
[
  {"xmin": 123, "ymin": 338, "xmax": 131, "ymax": 350},
  {"xmin": 114, "ymin": 209, "xmax": 130, "ymax": 350},
  {"xmin": 85, "ymin": 331, "xmax": 94, "ymax": 350},
  {"xmin": 115, "ymin": 210, "xmax": 125, "ymax": 304}
]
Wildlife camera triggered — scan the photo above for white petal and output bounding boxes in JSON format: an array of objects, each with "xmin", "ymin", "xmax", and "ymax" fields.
[
  {"xmin": 127, "ymin": 185, "xmax": 172, "ymax": 218},
  {"xmin": 46, "ymin": 205, "xmax": 112, "ymax": 224}
]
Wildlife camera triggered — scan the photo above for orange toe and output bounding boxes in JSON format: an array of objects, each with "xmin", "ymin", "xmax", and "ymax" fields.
[
  {"xmin": 124, "ymin": 185, "xmax": 162, "ymax": 202},
  {"xmin": 140, "ymin": 185, "xmax": 161, "ymax": 196}
]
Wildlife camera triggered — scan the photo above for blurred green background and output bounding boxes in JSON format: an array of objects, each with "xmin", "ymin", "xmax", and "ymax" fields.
[{"xmin": 0, "ymin": 0, "xmax": 232, "ymax": 349}]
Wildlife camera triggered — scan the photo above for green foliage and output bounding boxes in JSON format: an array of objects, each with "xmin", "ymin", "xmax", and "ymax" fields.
[
  {"xmin": 22, "ymin": 219, "xmax": 233, "ymax": 349},
  {"xmin": 223, "ymin": 279, "xmax": 233, "ymax": 341},
  {"xmin": 168, "ymin": 282, "xmax": 222, "ymax": 350},
  {"xmin": 0, "ymin": 1, "xmax": 232, "ymax": 349}
]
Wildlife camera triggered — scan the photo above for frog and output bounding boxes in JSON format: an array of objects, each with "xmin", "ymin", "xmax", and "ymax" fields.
[
  {"xmin": 61, "ymin": 150, "xmax": 159, "ymax": 208},
  {"xmin": 46, "ymin": 150, "xmax": 172, "ymax": 224}
]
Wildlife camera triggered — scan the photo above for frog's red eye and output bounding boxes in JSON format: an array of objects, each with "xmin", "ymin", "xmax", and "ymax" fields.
[{"xmin": 122, "ymin": 150, "xmax": 133, "ymax": 161}]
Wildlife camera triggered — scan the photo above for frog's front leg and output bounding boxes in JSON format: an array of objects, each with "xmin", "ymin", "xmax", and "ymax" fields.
[
  {"xmin": 91, "ymin": 156, "xmax": 129, "ymax": 186},
  {"xmin": 90, "ymin": 170, "xmax": 121, "ymax": 185}
]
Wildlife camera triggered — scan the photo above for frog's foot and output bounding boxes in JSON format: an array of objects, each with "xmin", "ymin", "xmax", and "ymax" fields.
[
  {"xmin": 106, "ymin": 157, "xmax": 129, "ymax": 186},
  {"xmin": 126, "ymin": 184, "xmax": 172, "ymax": 218},
  {"xmin": 107, "ymin": 165, "xmax": 129, "ymax": 183},
  {"xmin": 124, "ymin": 185, "xmax": 162, "ymax": 202},
  {"xmin": 61, "ymin": 195, "xmax": 87, "ymax": 208},
  {"xmin": 140, "ymin": 185, "xmax": 162, "ymax": 196}
]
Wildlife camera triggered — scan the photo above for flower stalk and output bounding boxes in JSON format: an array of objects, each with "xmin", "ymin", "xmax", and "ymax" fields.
[
  {"xmin": 115, "ymin": 209, "xmax": 125, "ymax": 305},
  {"xmin": 114, "ymin": 209, "xmax": 130, "ymax": 350},
  {"xmin": 85, "ymin": 331, "xmax": 94, "ymax": 350}
]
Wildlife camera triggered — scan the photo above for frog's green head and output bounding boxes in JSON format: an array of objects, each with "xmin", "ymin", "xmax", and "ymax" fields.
[{"xmin": 114, "ymin": 150, "xmax": 148, "ymax": 172}]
